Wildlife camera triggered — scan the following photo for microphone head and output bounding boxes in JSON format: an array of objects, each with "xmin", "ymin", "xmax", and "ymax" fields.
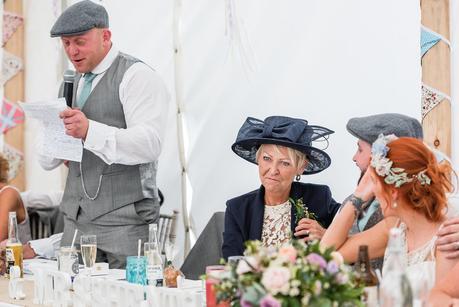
[{"xmin": 63, "ymin": 69, "xmax": 76, "ymax": 82}]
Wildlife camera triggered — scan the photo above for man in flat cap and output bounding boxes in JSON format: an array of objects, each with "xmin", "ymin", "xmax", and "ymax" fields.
[
  {"xmin": 39, "ymin": 0, "xmax": 169, "ymax": 268},
  {"xmin": 320, "ymin": 113, "xmax": 459, "ymax": 269},
  {"xmin": 320, "ymin": 113, "xmax": 423, "ymax": 271}
]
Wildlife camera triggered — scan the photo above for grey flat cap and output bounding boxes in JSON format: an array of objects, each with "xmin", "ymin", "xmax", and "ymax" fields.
[
  {"xmin": 50, "ymin": 0, "xmax": 109, "ymax": 37},
  {"xmin": 346, "ymin": 113, "xmax": 423, "ymax": 144}
]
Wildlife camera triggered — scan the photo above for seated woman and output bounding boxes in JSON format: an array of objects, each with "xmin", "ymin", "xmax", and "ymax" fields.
[
  {"xmin": 321, "ymin": 135, "xmax": 457, "ymax": 295},
  {"xmin": 0, "ymin": 154, "xmax": 31, "ymax": 243},
  {"xmin": 429, "ymin": 261, "xmax": 459, "ymax": 306},
  {"xmin": 222, "ymin": 116, "xmax": 340, "ymax": 259}
]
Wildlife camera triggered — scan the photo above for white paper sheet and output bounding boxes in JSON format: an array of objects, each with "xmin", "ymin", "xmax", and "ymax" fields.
[{"xmin": 20, "ymin": 98, "xmax": 83, "ymax": 162}]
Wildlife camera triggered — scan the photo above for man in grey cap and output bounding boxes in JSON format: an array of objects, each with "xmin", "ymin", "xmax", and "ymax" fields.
[
  {"xmin": 39, "ymin": 0, "xmax": 169, "ymax": 268},
  {"xmin": 321, "ymin": 113, "xmax": 459, "ymax": 269},
  {"xmin": 321, "ymin": 113, "xmax": 423, "ymax": 271}
]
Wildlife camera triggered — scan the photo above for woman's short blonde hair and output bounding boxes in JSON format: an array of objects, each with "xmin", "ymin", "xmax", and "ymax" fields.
[
  {"xmin": 256, "ymin": 144, "xmax": 308, "ymax": 172},
  {"xmin": 0, "ymin": 154, "xmax": 9, "ymax": 183}
]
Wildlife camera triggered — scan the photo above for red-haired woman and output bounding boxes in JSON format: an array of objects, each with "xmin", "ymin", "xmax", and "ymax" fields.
[
  {"xmin": 321, "ymin": 136, "xmax": 457, "ymax": 297},
  {"xmin": 0, "ymin": 154, "xmax": 31, "ymax": 243}
]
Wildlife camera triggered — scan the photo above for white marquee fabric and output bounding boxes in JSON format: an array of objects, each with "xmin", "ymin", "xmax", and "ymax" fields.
[{"xmin": 20, "ymin": 0, "xmax": 459, "ymax": 264}]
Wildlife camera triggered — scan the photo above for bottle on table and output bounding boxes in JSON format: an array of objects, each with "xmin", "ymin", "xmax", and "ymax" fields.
[
  {"xmin": 163, "ymin": 239, "xmax": 182, "ymax": 288},
  {"xmin": 379, "ymin": 227, "xmax": 413, "ymax": 307},
  {"xmin": 356, "ymin": 245, "xmax": 379, "ymax": 286},
  {"xmin": 145, "ymin": 223, "xmax": 163, "ymax": 286},
  {"xmin": 355, "ymin": 245, "xmax": 379, "ymax": 305},
  {"xmin": 6, "ymin": 212, "xmax": 23, "ymax": 278}
]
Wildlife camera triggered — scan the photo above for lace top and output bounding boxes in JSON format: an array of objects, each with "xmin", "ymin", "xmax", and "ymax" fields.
[
  {"xmin": 383, "ymin": 222, "xmax": 436, "ymax": 266},
  {"xmin": 261, "ymin": 201, "xmax": 291, "ymax": 247},
  {"xmin": 383, "ymin": 222, "xmax": 437, "ymax": 298}
]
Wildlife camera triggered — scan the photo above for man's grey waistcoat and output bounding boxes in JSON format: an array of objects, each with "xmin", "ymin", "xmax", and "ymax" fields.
[{"xmin": 61, "ymin": 52, "xmax": 159, "ymax": 222}]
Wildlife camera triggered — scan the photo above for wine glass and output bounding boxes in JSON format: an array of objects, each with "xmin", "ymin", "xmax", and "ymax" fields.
[{"xmin": 80, "ymin": 234, "xmax": 97, "ymax": 274}]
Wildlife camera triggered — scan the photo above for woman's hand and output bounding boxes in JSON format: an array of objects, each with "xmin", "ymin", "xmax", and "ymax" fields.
[
  {"xmin": 353, "ymin": 168, "xmax": 375, "ymax": 202},
  {"xmin": 294, "ymin": 218, "xmax": 325, "ymax": 241}
]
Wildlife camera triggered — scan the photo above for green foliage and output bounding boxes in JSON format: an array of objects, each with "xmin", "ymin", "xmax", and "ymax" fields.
[{"xmin": 289, "ymin": 197, "xmax": 322, "ymax": 227}]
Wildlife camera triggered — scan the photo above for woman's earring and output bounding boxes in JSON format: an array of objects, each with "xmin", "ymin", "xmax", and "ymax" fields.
[
  {"xmin": 392, "ymin": 202, "xmax": 398, "ymax": 209},
  {"xmin": 295, "ymin": 174, "xmax": 301, "ymax": 181}
]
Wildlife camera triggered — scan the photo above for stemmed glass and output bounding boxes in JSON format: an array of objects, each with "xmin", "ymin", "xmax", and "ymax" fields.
[{"xmin": 80, "ymin": 234, "xmax": 97, "ymax": 275}]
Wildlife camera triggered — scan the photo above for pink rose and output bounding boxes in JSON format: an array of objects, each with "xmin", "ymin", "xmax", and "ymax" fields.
[
  {"xmin": 260, "ymin": 295, "xmax": 282, "ymax": 307},
  {"xmin": 306, "ymin": 253, "xmax": 327, "ymax": 269},
  {"xmin": 278, "ymin": 246, "xmax": 297, "ymax": 264},
  {"xmin": 261, "ymin": 267, "xmax": 291, "ymax": 295}
]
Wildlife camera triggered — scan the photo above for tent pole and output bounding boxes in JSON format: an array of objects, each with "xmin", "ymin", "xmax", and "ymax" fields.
[{"xmin": 172, "ymin": 0, "xmax": 192, "ymax": 256}]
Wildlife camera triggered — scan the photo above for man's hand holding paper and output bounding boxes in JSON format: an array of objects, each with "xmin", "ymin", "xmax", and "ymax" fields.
[
  {"xmin": 60, "ymin": 108, "xmax": 89, "ymax": 140},
  {"xmin": 19, "ymin": 98, "xmax": 83, "ymax": 162}
]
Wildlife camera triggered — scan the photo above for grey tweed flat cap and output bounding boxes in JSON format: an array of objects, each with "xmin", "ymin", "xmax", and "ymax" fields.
[
  {"xmin": 346, "ymin": 113, "xmax": 423, "ymax": 144},
  {"xmin": 50, "ymin": 0, "xmax": 109, "ymax": 37}
]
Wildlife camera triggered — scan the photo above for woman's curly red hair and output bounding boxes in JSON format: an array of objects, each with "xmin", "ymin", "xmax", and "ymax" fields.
[{"xmin": 372, "ymin": 137, "xmax": 454, "ymax": 222}]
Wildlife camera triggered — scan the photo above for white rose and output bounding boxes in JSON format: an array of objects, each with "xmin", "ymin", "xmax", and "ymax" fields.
[{"xmin": 261, "ymin": 266, "xmax": 291, "ymax": 295}]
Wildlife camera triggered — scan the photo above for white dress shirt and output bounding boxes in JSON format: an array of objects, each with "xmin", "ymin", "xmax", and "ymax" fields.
[{"xmin": 39, "ymin": 46, "xmax": 170, "ymax": 169}]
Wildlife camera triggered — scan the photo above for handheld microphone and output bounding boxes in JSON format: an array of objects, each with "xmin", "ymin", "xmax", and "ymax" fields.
[{"xmin": 63, "ymin": 69, "xmax": 76, "ymax": 108}]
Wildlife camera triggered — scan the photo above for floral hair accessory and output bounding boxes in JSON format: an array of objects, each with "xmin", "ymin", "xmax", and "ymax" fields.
[
  {"xmin": 416, "ymin": 170, "xmax": 432, "ymax": 185},
  {"xmin": 370, "ymin": 134, "xmax": 431, "ymax": 188}
]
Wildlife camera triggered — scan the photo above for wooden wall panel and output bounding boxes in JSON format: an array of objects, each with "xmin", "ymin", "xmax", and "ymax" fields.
[
  {"xmin": 4, "ymin": 0, "xmax": 25, "ymax": 191},
  {"xmin": 421, "ymin": 0, "xmax": 451, "ymax": 157}
]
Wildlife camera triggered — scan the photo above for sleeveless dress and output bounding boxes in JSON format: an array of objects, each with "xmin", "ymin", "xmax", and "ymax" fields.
[
  {"xmin": 383, "ymin": 222, "xmax": 436, "ymax": 299},
  {"xmin": 1, "ymin": 185, "xmax": 32, "ymax": 243},
  {"xmin": 261, "ymin": 200, "xmax": 291, "ymax": 247}
]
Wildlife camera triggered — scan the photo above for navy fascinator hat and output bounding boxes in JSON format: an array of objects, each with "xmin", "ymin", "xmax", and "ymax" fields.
[{"xmin": 231, "ymin": 116, "xmax": 334, "ymax": 175}]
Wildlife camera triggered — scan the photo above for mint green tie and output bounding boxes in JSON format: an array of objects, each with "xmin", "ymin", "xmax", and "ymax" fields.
[{"xmin": 77, "ymin": 72, "xmax": 97, "ymax": 108}]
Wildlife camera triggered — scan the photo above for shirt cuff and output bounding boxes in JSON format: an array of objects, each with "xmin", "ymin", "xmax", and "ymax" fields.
[{"xmin": 84, "ymin": 120, "xmax": 117, "ymax": 153}]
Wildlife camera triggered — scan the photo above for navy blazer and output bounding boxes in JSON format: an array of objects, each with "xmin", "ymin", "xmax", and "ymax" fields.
[{"xmin": 222, "ymin": 182, "xmax": 340, "ymax": 259}]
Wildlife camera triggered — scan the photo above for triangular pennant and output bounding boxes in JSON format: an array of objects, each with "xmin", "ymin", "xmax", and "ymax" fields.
[
  {"xmin": 1, "ymin": 50, "xmax": 23, "ymax": 85},
  {"xmin": 3, "ymin": 143, "xmax": 24, "ymax": 182},
  {"xmin": 2, "ymin": 11, "xmax": 24, "ymax": 46},
  {"xmin": 421, "ymin": 28, "xmax": 441, "ymax": 58},
  {"xmin": 421, "ymin": 84, "xmax": 449, "ymax": 118},
  {"xmin": 0, "ymin": 98, "xmax": 24, "ymax": 133}
]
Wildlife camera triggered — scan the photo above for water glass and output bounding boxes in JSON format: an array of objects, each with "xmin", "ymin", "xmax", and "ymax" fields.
[
  {"xmin": 58, "ymin": 246, "xmax": 79, "ymax": 277},
  {"xmin": 126, "ymin": 256, "xmax": 147, "ymax": 285},
  {"xmin": 80, "ymin": 234, "xmax": 97, "ymax": 274}
]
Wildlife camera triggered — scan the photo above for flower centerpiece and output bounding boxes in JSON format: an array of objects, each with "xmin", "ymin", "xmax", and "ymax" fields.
[{"xmin": 214, "ymin": 240, "xmax": 364, "ymax": 307}]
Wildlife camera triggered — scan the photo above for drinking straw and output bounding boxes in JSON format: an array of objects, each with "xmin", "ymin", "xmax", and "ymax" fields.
[
  {"xmin": 70, "ymin": 229, "xmax": 78, "ymax": 249},
  {"xmin": 137, "ymin": 239, "xmax": 141, "ymax": 258},
  {"xmin": 375, "ymin": 269, "xmax": 382, "ymax": 283}
]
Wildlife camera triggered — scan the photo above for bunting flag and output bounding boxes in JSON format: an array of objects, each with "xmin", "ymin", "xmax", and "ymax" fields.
[
  {"xmin": 3, "ymin": 143, "xmax": 24, "ymax": 182},
  {"xmin": 420, "ymin": 26, "xmax": 450, "ymax": 58},
  {"xmin": 1, "ymin": 50, "xmax": 23, "ymax": 85},
  {"xmin": 421, "ymin": 84, "xmax": 451, "ymax": 119},
  {"xmin": 2, "ymin": 11, "xmax": 23, "ymax": 46},
  {"xmin": 0, "ymin": 98, "xmax": 24, "ymax": 133}
]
